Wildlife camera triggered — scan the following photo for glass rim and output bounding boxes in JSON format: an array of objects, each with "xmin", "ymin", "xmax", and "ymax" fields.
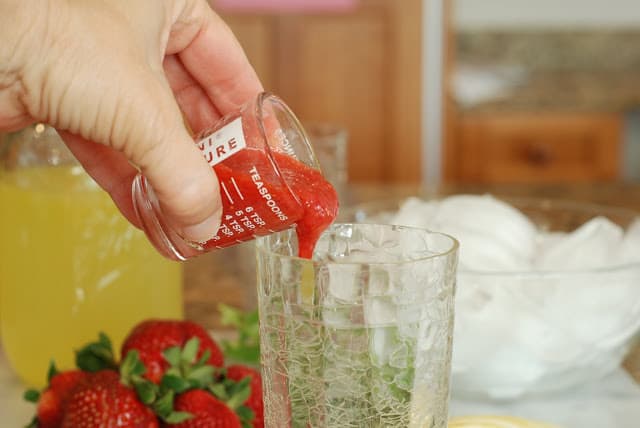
[{"xmin": 255, "ymin": 222, "xmax": 460, "ymax": 265}]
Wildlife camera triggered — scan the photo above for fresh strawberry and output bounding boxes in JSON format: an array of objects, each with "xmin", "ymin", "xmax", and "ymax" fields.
[
  {"xmin": 36, "ymin": 370, "xmax": 88, "ymax": 428},
  {"xmin": 24, "ymin": 363, "xmax": 89, "ymax": 428},
  {"xmin": 61, "ymin": 370, "xmax": 158, "ymax": 428},
  {"xmin": 225, "ymin": 366, "xmax": 263, "ymax": 428},
  {"xmin": 122, "ymin": 320, "xmax": 224, "ymax": 383},
  {"xmin": 24, "ymin": 363, "xmax": 87, "ymax": 428},
  {"xmin": 167, "ymin": 389, "xmax": 241, "ymax": 428}
]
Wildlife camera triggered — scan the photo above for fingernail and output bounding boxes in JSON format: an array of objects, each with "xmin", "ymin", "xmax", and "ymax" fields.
[{"xmin": 180, "ymin": 213, "xmax": 220, "ymax": 244}]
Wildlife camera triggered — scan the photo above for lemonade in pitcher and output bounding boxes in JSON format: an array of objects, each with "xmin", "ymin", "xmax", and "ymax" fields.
[{"xmin": 0, "ymin": 126, "xmax": 182, "ymax": 387}]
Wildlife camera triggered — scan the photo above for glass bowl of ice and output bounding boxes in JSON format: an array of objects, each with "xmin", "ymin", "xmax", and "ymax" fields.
[{"xmin": 343, "ymin": 195, "xmax": 640, "ymax": 400}]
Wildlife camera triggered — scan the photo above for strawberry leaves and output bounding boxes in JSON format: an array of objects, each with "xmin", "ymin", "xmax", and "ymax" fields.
[
  {"xmin": 153, "ymin": 389, "xmax": 193, "ymax": 424},
  {"xmin": 141, "ymin": 337, "xmax": 256, "ymax": 427},
  {"xmin": 162, "ymin": 337, "xmax": 217, "ymax": 391},
  {"xmin": 23, "ymin": 360, "xmax": 59, "ymax": 406},
  {"xmin": 47, "ymin": 360, "xmax": 60, "ymax": 383},
  {"xmin": 137, "ymin": 337, "xmax": 216, "ymax": 424},
  {"xmin": 75, "ymin": 332, "xmax": 118, "ymax": 372},
  {"xmin": 209, "ymin": 374, "xmax": 254, "ymax": 428}
]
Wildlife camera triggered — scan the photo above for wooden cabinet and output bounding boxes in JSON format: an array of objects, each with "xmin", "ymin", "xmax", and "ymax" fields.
[
  {"xmin": 445, "ymin": 113, "xmax": 622, "ymax": 184},
  {"xmin": 216, "ymin": 0, "xmax": 423, "ymax": 183}
]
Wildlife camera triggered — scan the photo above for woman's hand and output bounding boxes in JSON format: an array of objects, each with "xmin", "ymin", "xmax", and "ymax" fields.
[{"xmin": 0, "ymin": 0, "xmax": 263, "ymax": 243}]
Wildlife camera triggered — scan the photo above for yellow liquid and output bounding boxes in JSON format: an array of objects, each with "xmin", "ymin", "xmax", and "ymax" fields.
[{"xmin": 0, "ymin": 166, "xmax": 183, "ymax": 387}]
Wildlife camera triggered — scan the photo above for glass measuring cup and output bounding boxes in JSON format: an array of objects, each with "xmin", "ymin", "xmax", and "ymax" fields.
[{"xmin": 133, "ymin": 92, "xmax": 321, "ymax": 261}]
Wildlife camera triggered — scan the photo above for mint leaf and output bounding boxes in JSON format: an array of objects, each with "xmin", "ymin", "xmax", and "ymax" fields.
[{"xmin": 218, "ymin": 304, "xmax": 260, "ymax": 366}]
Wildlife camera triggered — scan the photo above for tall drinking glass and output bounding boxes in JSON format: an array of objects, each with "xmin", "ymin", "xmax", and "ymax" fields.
[{"xmin": 256, "ymin": 223, "xmax": 459, "ymax": 428}]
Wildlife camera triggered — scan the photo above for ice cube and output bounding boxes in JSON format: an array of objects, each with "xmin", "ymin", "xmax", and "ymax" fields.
[
  {"xmin": 428, "ymin": 195, "xmax": 537, "ymax": 264},
  {"xmin": 391, "ymin": 195, "xmax": 537, "ymax": 271},
  {"xmin": 534, "ymin": 216, "xmax": 624, "ymax": 270},
  {"xmin": 325, "ymin": 264, "xmax": 361, "ymax": 303},
  {"xmin": 364, "ymin": 295, "xmax": 397, "ymax": 326}
]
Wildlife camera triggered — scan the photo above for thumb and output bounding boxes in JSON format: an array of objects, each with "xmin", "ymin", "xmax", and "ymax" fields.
[
  {"xmin": 56, "ymin": 72, "xmax": 222, "ymax": 244},
  {"xmin": 54, "ymin": 63, "xmax": 223, "ymax": 244},
  {"xmin": 129, "ymin": 75, "xmax": 222, "ymax": 243}
]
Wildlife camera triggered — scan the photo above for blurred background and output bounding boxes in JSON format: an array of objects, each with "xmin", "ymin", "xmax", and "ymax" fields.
[{"xmin": 209, "ymin": 0, "xmax": 639, "ymax": 186}]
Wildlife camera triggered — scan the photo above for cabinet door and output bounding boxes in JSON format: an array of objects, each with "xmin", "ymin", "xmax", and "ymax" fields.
[
  {"xmin": 219, "ymin": 0, "xmax": 423, "ymax": 183},
  {"xmin": 219, "ymin": 15, "xmax": 278, "ymax": 90},
  {"xmin": 448, "ymin": 113, "xmax": 622, "ymax": 184}
]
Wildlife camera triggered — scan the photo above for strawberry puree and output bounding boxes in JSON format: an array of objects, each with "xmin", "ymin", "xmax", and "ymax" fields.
[
  {"xmin": 203, "ymin": 148, "xmax": 338, "ymax": 258},
  {"xmin": 272, "ymin": 151, "xmax": 338, "ymax": 258}
]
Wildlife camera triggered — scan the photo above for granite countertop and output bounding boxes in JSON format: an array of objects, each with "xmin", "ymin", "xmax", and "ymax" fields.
[
  {"xmin": 457, "ymin": 70, "xmax": 640, "ymax": 113},
  {"xmin": 454, "ymin": 31, "xmax": 640, "ymax": 113},
  {"xmin": 183, "ymin": 182, "xmax": 640, "ymax": 384}
]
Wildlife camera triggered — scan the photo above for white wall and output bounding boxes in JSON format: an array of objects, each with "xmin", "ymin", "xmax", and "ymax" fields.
[{"xmin": 455, "ymin": 0, "xmax": 640, "ymax": 30}]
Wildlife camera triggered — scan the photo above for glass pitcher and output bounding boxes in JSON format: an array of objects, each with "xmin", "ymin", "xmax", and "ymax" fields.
[{"xmin": 0, "ymin": 124, "xmax": 183, "ymax": 387}]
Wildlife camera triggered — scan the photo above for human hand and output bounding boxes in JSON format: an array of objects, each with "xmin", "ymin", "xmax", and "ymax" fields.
[{"xmin": 0, "ymin": 0, "xmax": 263, "ymax": 243}]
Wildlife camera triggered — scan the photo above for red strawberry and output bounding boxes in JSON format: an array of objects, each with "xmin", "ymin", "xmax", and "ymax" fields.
[
  {"xmin": 225, "ymin": 366, "xmax": 263, "ymax": 428},
  {"xmin": 61, "ymin": 370, "xmax": 158, "ymax": 428},
  {"xmin": 168, "ymin": 389, "xmax": 241, "ymax": 428},
  {"xmin": 121, "ymin": 320, "xmax": 224, "ymax": 383},
  {"xmin": 35, "ymin": 370, "xmax": 88, "ymax": 428}
]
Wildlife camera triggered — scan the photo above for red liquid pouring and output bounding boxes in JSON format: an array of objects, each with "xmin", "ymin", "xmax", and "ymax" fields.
[{"xmin": 204, "ymin": 148, "xmax": 338, "ymax": 258}]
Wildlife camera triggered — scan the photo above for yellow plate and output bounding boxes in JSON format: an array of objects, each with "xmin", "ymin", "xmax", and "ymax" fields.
[{"xmin": 449, "ymin": 415, "xmax": 561, "ymax": 428}]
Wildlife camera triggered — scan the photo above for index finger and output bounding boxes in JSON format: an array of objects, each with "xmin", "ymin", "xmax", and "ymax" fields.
[{"xmin": 173, "ymin": 3, "xmax": 263, "ymax": 115}]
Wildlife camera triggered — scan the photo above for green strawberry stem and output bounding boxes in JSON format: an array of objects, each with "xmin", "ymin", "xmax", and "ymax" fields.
[
  {"xmin": 75, "ymin": 332, "xmax": 118, "ymax": 372},
  {"xmin": 208, "ymin": 374, "xmax": 254, "ymax": 427},
  {"xmin": 23, "ymin": 360, "xmax": 58, "ymax": 406},
  {"xmin": 140, "ymin": 337, "xmax": 256, "ymax": 426},
  {"xmin": 47, "ymin": 360, "xmax": 60, "ymax": 382}
]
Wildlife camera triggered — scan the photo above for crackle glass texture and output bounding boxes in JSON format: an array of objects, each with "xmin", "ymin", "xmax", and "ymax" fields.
[{"xmin": 256, "ymin": 224, "xmax": 459, "ymax": 428}]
